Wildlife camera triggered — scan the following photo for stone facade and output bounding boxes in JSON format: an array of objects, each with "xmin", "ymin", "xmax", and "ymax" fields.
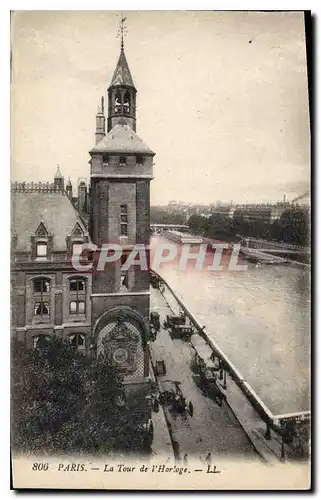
[{"xmin": 11, "ymin": 41, "xmax": 155, "ymax": 388}]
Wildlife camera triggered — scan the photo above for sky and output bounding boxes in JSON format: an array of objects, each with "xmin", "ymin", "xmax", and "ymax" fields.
[{"xmin": 11, "ymin": 10, "xmax": 310, "ymax": 205}]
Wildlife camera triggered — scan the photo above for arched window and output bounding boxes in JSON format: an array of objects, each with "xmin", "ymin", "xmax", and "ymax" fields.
[
  {"xmin": 115, "ymin": 91, "xmax": 122, "ymax": 113},
  {"xmin": 69, "ymin": 333, "xmax": 86, "ymax": 352},
  {"xmin": 33, "ymin": 334, "xmax": 51, "ymax": 349},
  {"xmin": 123, "ymin": 91, "xmax": 130, "ymax": 114}
]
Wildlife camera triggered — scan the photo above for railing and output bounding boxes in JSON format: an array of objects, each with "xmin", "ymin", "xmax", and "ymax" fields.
[
  {"xmin": 150, "ymin": 269, "xmax": 310, "ymax": 432},
  {"xmin": 11, "ymin": 181, "xmax": 64, "ymax": 193}
]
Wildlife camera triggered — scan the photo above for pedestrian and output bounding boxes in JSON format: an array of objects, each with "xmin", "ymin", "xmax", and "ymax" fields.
[
  {"xmin": 183, "ymin": 453, "xmax": 188, "ymax": 466},
  {"xmin": 205, "ymin": 452, "xmax": 212, "ymax": 465},
  {"xmin": 188, "ymin": 401, "xmax": 194, "ymax": 417}
]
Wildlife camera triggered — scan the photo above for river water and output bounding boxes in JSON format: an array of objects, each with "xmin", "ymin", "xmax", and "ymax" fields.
[{"xmin": 150, "ymin": 235, "xmax": 310, "ymax": 416}]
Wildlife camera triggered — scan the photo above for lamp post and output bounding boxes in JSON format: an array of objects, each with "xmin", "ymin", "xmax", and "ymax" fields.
[{"xmin": 280, "ymin": 438, "xmax": 285, "ymax": 463}]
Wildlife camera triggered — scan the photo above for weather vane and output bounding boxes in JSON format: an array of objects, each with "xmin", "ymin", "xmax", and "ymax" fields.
[{"xmin": 117, "ymin": 13, "xmax": 127, "ymax": 52}]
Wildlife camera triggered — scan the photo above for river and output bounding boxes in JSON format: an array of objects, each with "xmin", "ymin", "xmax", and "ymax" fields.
[{"xmin": 150, "ymin": 235, "xmax": 310, "ymax": 416}]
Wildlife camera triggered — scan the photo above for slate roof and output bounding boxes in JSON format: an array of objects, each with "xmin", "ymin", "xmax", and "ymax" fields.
[
  {"xmin": 109, "ymin": 49, "xmax": 136, "ymax": 89},
  {"xmin": 11, "ymin": 191, "xmax": 88, "ymax": 252},
  {"xmin": 90, "ymin": 124, "xmax": 155, "ymax": 155}
]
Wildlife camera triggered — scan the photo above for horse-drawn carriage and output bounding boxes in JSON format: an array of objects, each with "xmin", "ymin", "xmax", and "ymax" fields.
[
  {"xmin": 159, "ymin": 380, "xmax": 193, "ymax": 416},
  {"xmin": 164, "ymin": 313, "xmax": 193, "ymax": 340},
  {"xmin": 191, "ymin": 334, "xmax": 227, "ymax": 406},
  {"xmin": 199, "ymin": 367, "xmax": 227, "ymax": 406}
]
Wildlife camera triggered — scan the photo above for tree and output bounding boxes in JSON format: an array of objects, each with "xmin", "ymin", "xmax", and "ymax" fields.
[
  {"xmin": 11, "ymin": 338, "xmax": 151, "ymax": 456},
  {"xmin": 280, "ymin": 207, "xmax": 310, "ymax": 246}
]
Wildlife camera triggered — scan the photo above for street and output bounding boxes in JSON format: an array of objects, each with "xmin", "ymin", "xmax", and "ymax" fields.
[{"xmin": 150, "ymin": 287, "xmax": 259, "ymax": 460}]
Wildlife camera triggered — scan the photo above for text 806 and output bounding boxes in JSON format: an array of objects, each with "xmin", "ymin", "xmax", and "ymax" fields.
[{"xmin": 32, "ymin": 463, "xmax": 49, "ymax": 471}]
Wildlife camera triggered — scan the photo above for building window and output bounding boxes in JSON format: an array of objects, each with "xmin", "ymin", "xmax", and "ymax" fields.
[
  {"xmin": 69, "ymin": 278, "xmax": 86, "ymax": 292},
  {"xmin": 33, "ymin": 335, "xmax": 51, "ymax": 349},
  {"xmin": 69, "ymin": 333, "xmax": 86, "ymax": 352},
  {"xmin": 33, "ymin": 278, "xmax": 50, "ymax": 293},
  {"xmin": 36, "ymin": 242, "xmax": 47, "ymax": 257},
  {"xmin": 120, "ymin": 204, "xmax": 128, "ymax": 236},
  {"xmin": 119, "ymin": 156, "xmax": 127, "ymax": 166},
  {"xmin": 34, "ymin": 302, "xmax": 50, "ymax": 316},
  {"xmin": 102, "ymin": 153, "xmax": 109, "ymax": 163},
  {"xmin": 69, "ymin": 300, "xmax": 85, "ymax": 315},
  {"xmin": 136, "ymin": 155, "xmax": 144, "ymax": 165},
  {"xmin": 115, "ymin": 92, "xmax": 122, "ymax": 113},
  {"xmin": 69, "ymin": 277, "xmax": 86, "ymax": 317},
  {"xmin": 120, "ymin": 274, "xmax": 129, "ymax": 291},
  {"xmin": 123, "ymin": 91, "xmax": 130, "ymax": 113},
  {"xmin": 32, "ymin": 277, "xmax": 51, "ymax": 322}
]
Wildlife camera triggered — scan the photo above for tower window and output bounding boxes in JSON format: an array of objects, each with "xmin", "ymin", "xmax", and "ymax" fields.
[
  {"xmin": 123, "ymin": 91, "xmax": 131, "ymax": 114},
  {"xmin": 120, "ymin": 205, "xmax": 128, "ymax": 236},
  {"xmin": 36, "ymin": 242, "xmax": 47, "ymax": 257},
  {"xmin": 136, "ymin": 155, "xmax": 144, "ymax": 165},
  {"xmin": 115, "ymin": 92, "xmax": 122, "ymax": 113},
  {"xmin": 119, "ymin": 156, "xmax": 127, "ymax": 166}
]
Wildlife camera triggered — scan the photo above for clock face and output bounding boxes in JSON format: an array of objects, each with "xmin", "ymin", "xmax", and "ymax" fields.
[{"xmin": 113, "ymin": 348, "xmax": 128, "ymax": 364}]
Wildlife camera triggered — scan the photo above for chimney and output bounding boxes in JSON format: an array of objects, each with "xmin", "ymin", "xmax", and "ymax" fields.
[
  {"xmin": 78, "ymin": 180, "xmax": 87, "ymax": 215},
  {"xmin": 66, "ymin": 177, "xmax": 72, "ymax": 199},
  {"xmin": 95, "ymin": 96, "xmax": 106, "ymax": 144}
]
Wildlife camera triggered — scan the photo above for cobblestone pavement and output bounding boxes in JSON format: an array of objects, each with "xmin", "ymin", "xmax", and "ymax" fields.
[{"xmin": 149, "ymin": 287, "xmax": 260, "ymax": 461}]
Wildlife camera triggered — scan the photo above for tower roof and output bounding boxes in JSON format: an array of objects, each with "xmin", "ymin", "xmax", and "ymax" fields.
[
  {"xmin": 90, "ymin": 123, "xmax": 154, "ymax": 155},
  {"xmin": 109, "ymin": 49, "xmax": 136, "ymax": 89},
  {"xmin": 54, "ymin": 165, "xmax": 64, "ymax": 179}
]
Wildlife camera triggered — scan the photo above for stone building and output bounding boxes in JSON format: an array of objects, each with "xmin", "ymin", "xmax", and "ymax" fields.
[{"xmin": 11, "ymin": 38, "xmax": 155, "ymax": 392}]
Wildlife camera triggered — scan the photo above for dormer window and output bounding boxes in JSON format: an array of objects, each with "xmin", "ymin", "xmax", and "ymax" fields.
[
  {"xmin": 119, "ymin": 156, "xmax": 127, "ymax": 166},
  {"xmin": 36, "ymin": 242, "xmax": 47, "ymax": 257},
  {"xmin": 136, "ymin": 155, "xmax": 144, "ymax": 165},
  {"xmin": 33, "ymin": 221, "xmax": 51, "ymax": 261}
]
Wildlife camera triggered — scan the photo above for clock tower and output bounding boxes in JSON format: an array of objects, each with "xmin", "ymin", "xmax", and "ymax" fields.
[{"xmin": 89, "ymin": 26, "xmax": 155, "ymax": 391}]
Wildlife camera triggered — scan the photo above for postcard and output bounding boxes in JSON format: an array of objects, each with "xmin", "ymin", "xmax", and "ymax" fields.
[{"xmin": 10, "ymin": 10, "xmax": 311, "ymax": 490}]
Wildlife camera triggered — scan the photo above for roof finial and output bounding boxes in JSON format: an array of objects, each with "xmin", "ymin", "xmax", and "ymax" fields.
[{"xmin": 117, "ymin": 13, "xmax": 127, "ymax": 52}]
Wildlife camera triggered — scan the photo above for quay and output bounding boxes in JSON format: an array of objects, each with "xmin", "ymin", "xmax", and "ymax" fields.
[
  {"xmin": 149, "ymin": 271, "xmax": 310, "ymax": 463},
  {"xmin": 240, "ymin": 247, "xmax": 289, "ymax": 265}
]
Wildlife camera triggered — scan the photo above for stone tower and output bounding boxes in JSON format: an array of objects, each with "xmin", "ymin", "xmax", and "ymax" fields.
[{"xmin": 89, "ymin": 34, "xmax": 155, "ymax": 387}]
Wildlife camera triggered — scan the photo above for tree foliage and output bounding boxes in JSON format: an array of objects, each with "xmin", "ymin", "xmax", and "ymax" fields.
[
  {"xmin": 188, "ymin": 206, "xmax": 309, "ymax": 246},
  {"xmin": 11, "ymin": 338, "xmax": 151, "ymax": 456}
]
